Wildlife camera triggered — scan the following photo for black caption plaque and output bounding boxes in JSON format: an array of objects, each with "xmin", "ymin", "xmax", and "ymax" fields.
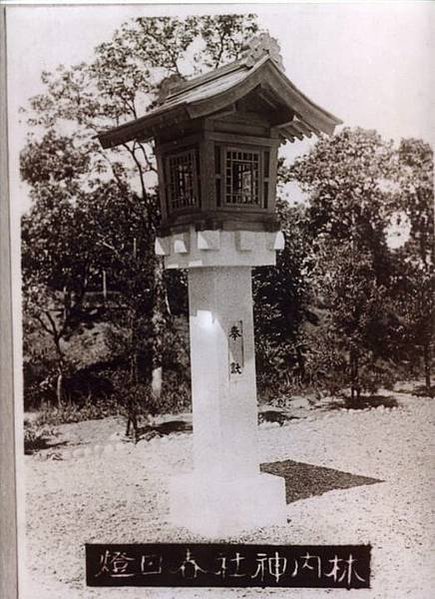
[{"xmin": 86, "ymin": 543, "xmax": 370, "ymax": 588}]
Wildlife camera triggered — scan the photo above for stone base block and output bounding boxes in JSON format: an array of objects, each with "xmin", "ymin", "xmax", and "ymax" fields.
[{"xmin": 169, "ymin": 471, "xmax": 287, "ymax": 537}]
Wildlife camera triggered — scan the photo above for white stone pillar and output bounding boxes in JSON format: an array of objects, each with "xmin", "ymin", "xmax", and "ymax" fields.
[
  {"xmin": 157, "ymin": 228, "xmax": 287, "ymax": 536},
  {"xmin": 188, "ymin": 266, "xmax": 259, "ymax": 480}
]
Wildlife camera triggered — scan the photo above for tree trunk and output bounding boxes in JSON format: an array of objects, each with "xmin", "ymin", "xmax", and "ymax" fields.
[
  {"xmin": 125, "ymin": 403, "xmax": 137, "ymax": 439},
  {"xmin": 423, "ymin": 343, "xmax": 431, "ymax": 390},
  {"xmin": 129, "ymin": 311, "xmax": 139, "ymax": 384},
  {"xmin": 130, "ymin": 350, "xmax": 139, "ymax": 384},
  {"xmin": 54, "ymin": 338, "xmax": 65, "ymax": 408},
  {"xmin": 354, "ymin": 352, "xmax": 361, "ymax": 403},
  {"xmin": 151, "ymin": 257, "xmax": 168, "ymax": 400},
  {"xmin": 56, "ymin": 372, "xmax": 64, "ymax": 407},
  {"xmin": 151, "ymin": 366, "xmax": 163, "ymax": 397},
  {"xmin": 349, "ymin": 347, "xmax": 360, "ymax": 405},
  {"xmin": 126, "ymin": 312, "xmax": 139, "ymax": 438},
  {"xmin": 295, "ymin": 345, "xmax": 305, "ymax": 386}
]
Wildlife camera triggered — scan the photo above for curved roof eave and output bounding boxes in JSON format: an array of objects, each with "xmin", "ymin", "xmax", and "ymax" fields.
[
  {"xmin": 186, "ymin": 59, "xmax": 342, "ymax": 135},
  {"xmin": 98, "ymin": 56, "xmax": 342, "ymax": 149},
  {"xmin": 98, "ymin": 104, "xmax": 189, "ymax": 149}
]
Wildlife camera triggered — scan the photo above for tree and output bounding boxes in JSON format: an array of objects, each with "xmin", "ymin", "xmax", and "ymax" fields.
[
  {"xmin": 390, "ymin": 139, "xmax": 434, "ymax": 389},
  {"xmin": 253, "ymin": 200, "xmax": 316, "ymax": 392},
  {"xmin": 311, "ymin": 238, "xmax": 398, "ymax": 401},
  {"xmin": 21, "ymin": 131, "xmax": 101, "ymax": 405},
  {"xmin": 21, "ymin": 15, "xmax": 259, "ymax": 402},
  {"xmin": 287, "ymin": 128, "xmax": 401, "ymax": 401}
]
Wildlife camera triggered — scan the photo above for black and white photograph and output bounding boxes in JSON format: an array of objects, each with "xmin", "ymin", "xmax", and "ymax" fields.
[{"xmin": 1, "ymin": 2, "xmax": 434, "ymax": 598}]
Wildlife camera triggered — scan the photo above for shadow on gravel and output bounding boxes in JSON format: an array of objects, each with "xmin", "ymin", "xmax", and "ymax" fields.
[
  {"xmin": 135, "ymin": 420, "xmax": 193, "ymax": 440},
  {"xmin": 258, "ymin": 410, "xmax": 300, "ymax": 426},
  {"xmin": 325, "ymin": 395, "xmax": 399, "ymax": 411},
  {"xmin": 411, "ymin": 385, "xmax": 435, "ymax": 398},
  {"xmin": 260, "ymin": 459, "xmax": 382, "ymax": 504},
  {"xmin": 25, "ymin": 439, "xmax": 68, "ymax": 456},
  {"xmin": 154, "ymin": 420, "xmax": 193, "ymax": 434}
]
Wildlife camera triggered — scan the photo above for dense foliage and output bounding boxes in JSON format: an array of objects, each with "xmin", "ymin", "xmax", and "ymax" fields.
[{"xmin": 275, "ymin": 130, "xmax": 433, "ymax": 400}]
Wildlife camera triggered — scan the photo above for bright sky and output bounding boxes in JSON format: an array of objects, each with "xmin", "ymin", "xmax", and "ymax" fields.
[{"xmin": 6, "ymin": 2, "xmax": 435, "ymax": 215}]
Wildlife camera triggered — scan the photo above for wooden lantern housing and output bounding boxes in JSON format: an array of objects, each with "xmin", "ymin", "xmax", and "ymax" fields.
[
  {"xmin": 153, "ymin": 105, "xmax": 283, "ymax": 236},
  {"xmin": 98, "ymin": 39, "xmax": 342, "ymax": 237}
]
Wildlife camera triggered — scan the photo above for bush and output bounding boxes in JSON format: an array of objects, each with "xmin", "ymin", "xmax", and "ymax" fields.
[
  {"xmin": 112, "ymin": 373, "xmax": 191, "ymax": 441},
  {"xmin": 24, "ymin": 419, "xmax": 55, "ymax": 454},
  {"xmin": 256, "ymin": 340, "xmax": 301, "ymax": 392},
  {"xmin": 33, "ymin": 395, "xmax": 121, "ymax": 427},
  {"xmin": 65, "ymin": 369, "xmax": 114, "ymax": 402}
]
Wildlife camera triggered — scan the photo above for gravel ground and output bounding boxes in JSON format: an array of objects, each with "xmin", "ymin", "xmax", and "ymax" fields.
[{"xmin": 22, "ymin": 392, "xmax": 435, "ymax": 599}]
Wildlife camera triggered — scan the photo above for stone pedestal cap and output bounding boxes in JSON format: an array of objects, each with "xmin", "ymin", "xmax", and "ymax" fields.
[{"xmin": 155, "ymin": 227, "xmax": 285, "ymax": 269}]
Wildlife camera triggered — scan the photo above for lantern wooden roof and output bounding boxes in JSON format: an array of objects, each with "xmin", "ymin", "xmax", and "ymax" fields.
[{"xmin": 98, "ymin": 41, "xmax": 342, "ymax": 149}]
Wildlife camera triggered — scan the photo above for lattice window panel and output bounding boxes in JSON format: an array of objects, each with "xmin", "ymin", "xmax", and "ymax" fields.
[
  {"xmin": 167, "ymin": 149, "xmax": 198, "ymax": 211},
  {"xmin": 225, "ymin": 150, "xmax": 260, "ymax": 206}
]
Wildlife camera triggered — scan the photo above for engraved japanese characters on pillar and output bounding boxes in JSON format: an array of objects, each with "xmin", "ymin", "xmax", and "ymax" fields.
[{"xmin": 228, "ymin": 321, "xmax": 244, "ymax": 380}]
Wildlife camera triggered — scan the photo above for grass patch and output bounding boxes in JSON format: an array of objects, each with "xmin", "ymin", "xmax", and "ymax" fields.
[{"xmin": 32, "ymin": 397, "xmax": 122, "ymax": 428}]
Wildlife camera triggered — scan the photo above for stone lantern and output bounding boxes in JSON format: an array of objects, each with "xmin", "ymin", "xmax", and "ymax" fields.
[{"xmin": 98, "ymin": 35, "xmax": 341, "ymax": 536}]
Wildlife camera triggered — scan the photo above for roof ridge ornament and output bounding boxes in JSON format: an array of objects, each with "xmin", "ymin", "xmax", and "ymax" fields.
[
  {"xmin": 242, "ymin": 33, "xmax": 284, "ymax": 70},
  {"xmin": 157, "ymin": 73, "xmax": 186, "ymax": 104}
]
